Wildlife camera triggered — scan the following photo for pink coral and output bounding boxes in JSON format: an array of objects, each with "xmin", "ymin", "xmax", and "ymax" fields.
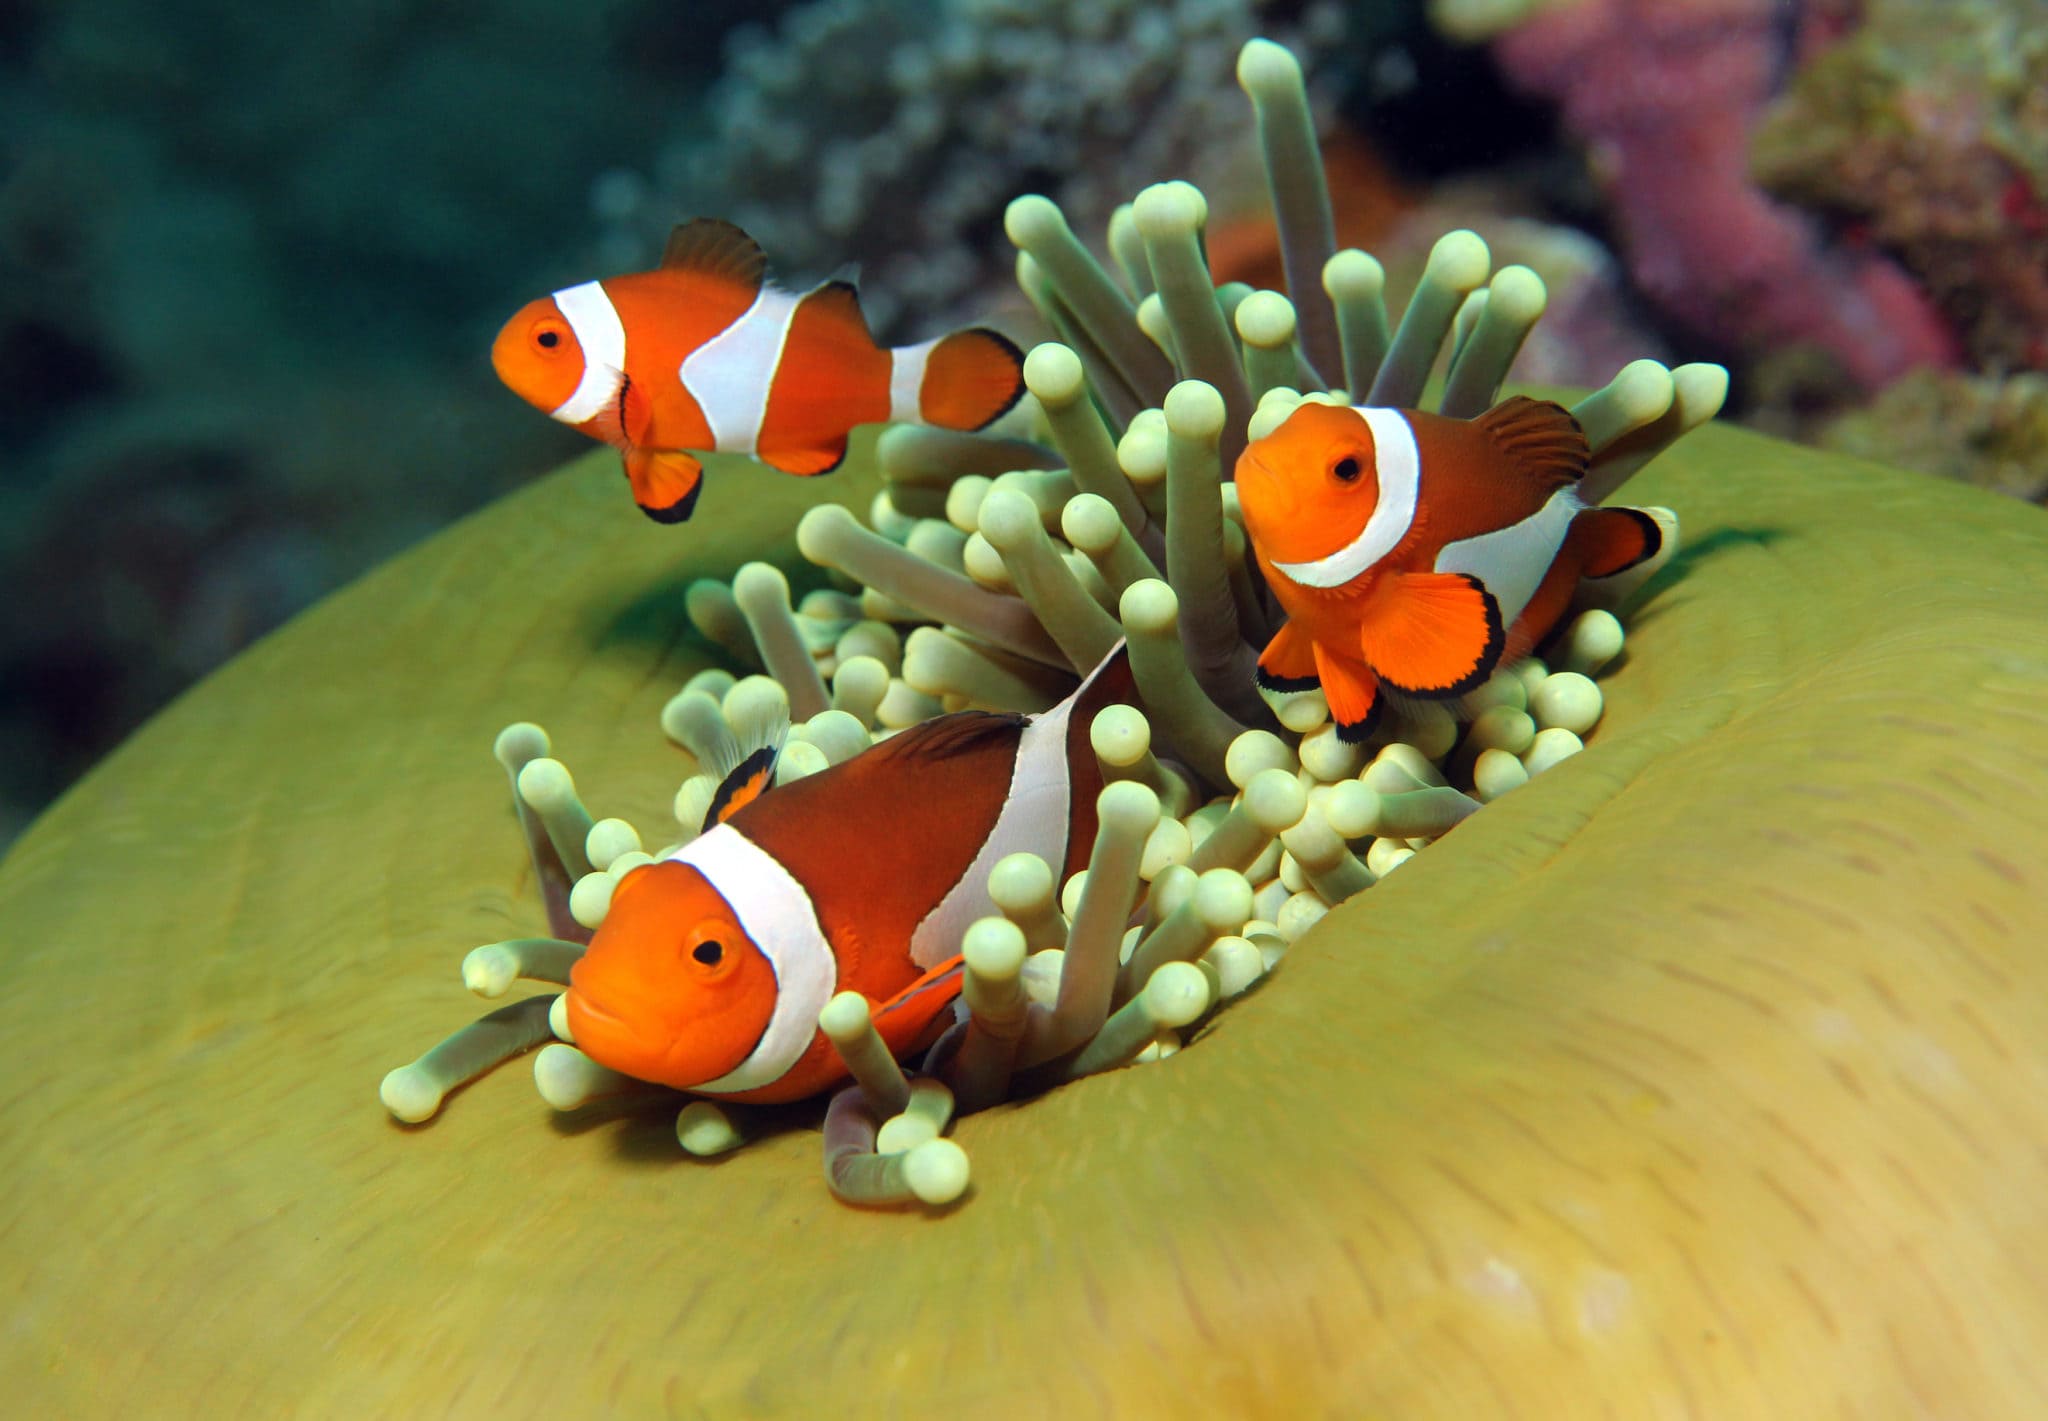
[{"xmin": 1490, "ymin": 0, "xmax": 1957, "ymax": 389}]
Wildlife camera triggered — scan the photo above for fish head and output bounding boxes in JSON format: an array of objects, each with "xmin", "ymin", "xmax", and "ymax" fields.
[
  {"xmin": 564, "ymin": 861, "xmax": 781, "ymax": 1092},
  {"xmin": 491, "ymin": 294, "xmax": 588, "ymax": 418},
  {"xmin": 1234, "ymin": 403, "xmax": 1384, "ymax": 565}
]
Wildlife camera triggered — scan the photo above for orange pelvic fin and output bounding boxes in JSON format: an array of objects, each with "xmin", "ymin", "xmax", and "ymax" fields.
[
  {"xmin": 1575, "ymin": 505, "xmax": 1664, "ymax": 579},
  {"xmin": 1473, "ymin": 395, "xmax": 1587, "ymax": 493},
  {"xmin": 870, "ymin": 955, "xmax": 968, "ymax": 1056},
  {"xmin": 1255, "ymin": 619, "xmax": 1320, "ymax": 692},
  {"xmin": 919, "ymin": 328, "xmax": 1026, "ymax": 431},
  {"xmin": 1356, "ymin": 571, "xmax": 1504, "ymax": 698},
  {"xmin": 623, "ymin": 448, "xmax": 706, "ymax": 523},
  {"xmin": 660, "ymin": 217, "xmax": 769, "ymax": 293},
  {"xmin": 1311, "ymin": 643, "xmax": 1383, "ymax": 744}
]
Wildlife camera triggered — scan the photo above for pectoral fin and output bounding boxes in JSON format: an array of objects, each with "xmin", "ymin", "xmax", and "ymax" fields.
[
  {"xmin": 623, "ymin": 449, "xmax": 705, "ymax": 523},
  {"xmin": 1356, "ymin": 571, "xmax": 1504, "ymax": 697}
]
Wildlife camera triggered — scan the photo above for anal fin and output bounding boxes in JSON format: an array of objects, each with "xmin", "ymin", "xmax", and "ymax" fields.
[
  {"xmin": 1356, "ymin": 571, "xmax": 1504, "ymax": 698},
  {"xmin": 755, "ymin": 434, "xmax": 849, "ymax": 478}
]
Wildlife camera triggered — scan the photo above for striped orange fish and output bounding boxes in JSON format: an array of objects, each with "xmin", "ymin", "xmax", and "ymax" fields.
[
  {"xmin": 491, "ymin": 219, "xmax": 1026, "ymax": 523},
  {"xmin": 563, "ymin": 647, "xmax": 1132, "ymax": 1104},
  {"xmin": 1237, "ymin": 397, "xmax": 1663, "ymax": 741}
]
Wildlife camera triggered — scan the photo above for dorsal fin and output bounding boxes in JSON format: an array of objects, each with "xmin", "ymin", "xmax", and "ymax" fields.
[
  {"xmin": 700, "ymin": 714, "xmax": 788, "ymax": 831},
  {"xmin": 871, "ymin": 708, "xmax": 1027, "ymax": 765},
  {"xmin": 661, "ymin": 218, "xmax": 769, "ymax": 292},
  {"xmin": 802, "ymin": 278, "xmax": 871, "ymax": 336},
  {"xmin": 1472, "ymin": 395, "xmax": 1587, "ymax": 492}
]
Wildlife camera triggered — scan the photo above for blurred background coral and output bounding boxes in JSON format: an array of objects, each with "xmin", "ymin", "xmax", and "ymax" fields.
[{"xmin": 2, "ymin": 0, "xmax": 2040, "ymax": 849}]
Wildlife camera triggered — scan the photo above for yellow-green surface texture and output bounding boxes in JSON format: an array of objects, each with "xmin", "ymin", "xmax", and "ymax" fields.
[{"xmin": 5, "ymin": 423, "xmax": 2047, "ymax": 1417}]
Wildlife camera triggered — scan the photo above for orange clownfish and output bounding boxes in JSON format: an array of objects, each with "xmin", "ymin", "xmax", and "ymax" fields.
[
  {"xmin": 491, "ymin": 218, "xmax": 1026, "ymax": 523},
  {"xmin": 1236, "ymin": 397, "xmax": 1663, "ymax": 742},
  {"xmin": 563, "ymin": 647, "xmax": 1133, "ymax": 1104}
]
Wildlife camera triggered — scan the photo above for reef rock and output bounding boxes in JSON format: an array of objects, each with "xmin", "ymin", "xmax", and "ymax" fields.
[{"xmin": 1752, "ymin": 0, "xmax": 2048, "ymax": 371}]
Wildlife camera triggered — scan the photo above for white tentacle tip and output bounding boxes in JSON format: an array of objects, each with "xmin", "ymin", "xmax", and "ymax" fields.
[
  {"xmin": 903, "ymin": 1138, "xmax": 971, "ymax": 1206},
  {"xmin": 1236, "ymin": 36, "xmax": 1303, "ymax": 94},
  {"xmin": 379, "ymin": 1066, "xmax": 444, "ymax": 1124},
  {"xmin": 819, "ymin": 990, "xmax": 874, "ymax": 1043},
  {"xmin": 1022, "ymin": 342, "xmax": 1086, "ymax": 404},
  {"xmin": 676, "ymin": 1100, "xmax": 744, "ymax": 1157},
  {"xmin": 493, "ymin": 722, "xmax": 550, "ymax": 772},
  {"xmin": 461, "ymin": 944, "xmax": 518, "ymax": 999},
  {"xmin": 1426, "ymin": 230, "xmax": 1492, "ymax": 291},
  {"xmin": 515, "ymin": 757, "xmax": 575, "ymax": 813},
  {"xmin": 1003, "ymin": 193, "xmax": 1067, "ymax": 247}
]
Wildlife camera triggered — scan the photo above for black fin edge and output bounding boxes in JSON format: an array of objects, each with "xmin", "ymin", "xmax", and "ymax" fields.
[
  {"xmin": 960, "ymin": 326, "xmax": 1027, "ymax": 430},
  {"xmin": 1331, "ymin": 695, "xmax": 1385, "ymax": 745},
  {"xmin": 638, "ymin": 474, "xmax": 705, "ymax": 524},
  {"xmin": 1374, "ymin": 574, "xmax": 1506, "ymax": 700},
  {"xmin": 1254, "ymin": 666, "xmax": 1322, "ymax": 694},
  {"xmin": 703, "ymin": 744, "xmax": 780, "ymax": 832},
  {"xmin": 1585, "ymin": 506, "xmax": 1664, "ymax": 578}
]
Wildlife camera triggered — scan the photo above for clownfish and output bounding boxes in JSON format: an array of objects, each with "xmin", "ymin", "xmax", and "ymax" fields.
[
  {"xmin": 491, "ymin": 218, "xmax": 1027, "ymax": 523},
  {"xmin": 1235, "ymin": 396, "xmax": 1664, "ymax": 742},
  {"xmin": 563, "ymin": 647, "xmax": 1134, "ymax": 1104}
]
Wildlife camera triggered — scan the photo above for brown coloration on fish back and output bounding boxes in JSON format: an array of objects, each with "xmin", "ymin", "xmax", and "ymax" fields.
[
  {"xmin": 731, "ymin": 711, "xmax": 1028, "ymax": 1002},
  {"xmin": 1399, "ymin": 403, "xmax": 1581, "ymax": 556}
]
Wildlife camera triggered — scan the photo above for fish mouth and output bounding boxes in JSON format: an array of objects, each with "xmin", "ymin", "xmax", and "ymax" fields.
[
  {"xmin": 563, "ymin": 987, "xmax": 664, "ymax": 1079},
  {"xmin": 1234, "ymin": 452, "xmax": 1296, "ymax": 528}
]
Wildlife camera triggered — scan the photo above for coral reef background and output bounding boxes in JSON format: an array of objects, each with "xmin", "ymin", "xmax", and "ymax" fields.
[{"xmin": 2, "ymin": 0, "xmax": 2042, "ymax": 848}]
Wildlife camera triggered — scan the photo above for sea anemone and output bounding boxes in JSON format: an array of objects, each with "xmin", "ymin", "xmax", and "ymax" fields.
[
  {"xmin": 8, "ymin": 33, "xmax": 2048, "ymax": 1421},
  {"xmin": 377, "ymin": 37, "xmax": 1722, "ymax": 1209}
]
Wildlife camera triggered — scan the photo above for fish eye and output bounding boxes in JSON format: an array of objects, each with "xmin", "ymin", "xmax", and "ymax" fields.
[
  {"xmin": 1332, "ymin": 455, "xmax": 1362, "ymax": 484},
  {"xmin": 534, "ymin": 324, "xmax": 563, "ymax": 351},
  {"xmin": 691, "ymin": 939, "xmax": 724, "ymax": 967}
]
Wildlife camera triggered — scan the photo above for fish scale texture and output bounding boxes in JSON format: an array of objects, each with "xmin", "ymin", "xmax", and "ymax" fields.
[{"xmin": 3, "ymin": 422, "xmax": 2048, "ymax": 1415}]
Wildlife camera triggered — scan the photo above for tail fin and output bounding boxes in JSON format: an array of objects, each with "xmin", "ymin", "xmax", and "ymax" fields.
[
  {"xmin": 916, "ymin": 327, "xmax": 1026, "ymax": 431},
  {"xmin": 1576, "ymin": 505, "xmax": 1664, "ymax": 580}
]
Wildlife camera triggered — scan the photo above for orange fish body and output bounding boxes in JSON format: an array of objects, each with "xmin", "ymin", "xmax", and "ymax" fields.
[
  {"xmin": 563, "ymin": 649, "xmax": 1130, "ymax": 1104},
  {"xmin": 1235, "ymin": 397, "xmax": 1662, "ymax": 741},
  {"xmin": 491, "ymin": 219, "xmax": 1025, "ymax": 523}
]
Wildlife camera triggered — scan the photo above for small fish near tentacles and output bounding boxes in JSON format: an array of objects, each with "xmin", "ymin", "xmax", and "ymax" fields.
[
  {"xmin": 565, "ymin": 645, "xmax": 1134, "ymax": 1104},
  {"xmin": 491, "ymin": 219, "xmax": 1027, "ymax": 523},
  {"xmin": 1236, "ymin": 396, "xmax": 1670, "ymax": 743}
]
